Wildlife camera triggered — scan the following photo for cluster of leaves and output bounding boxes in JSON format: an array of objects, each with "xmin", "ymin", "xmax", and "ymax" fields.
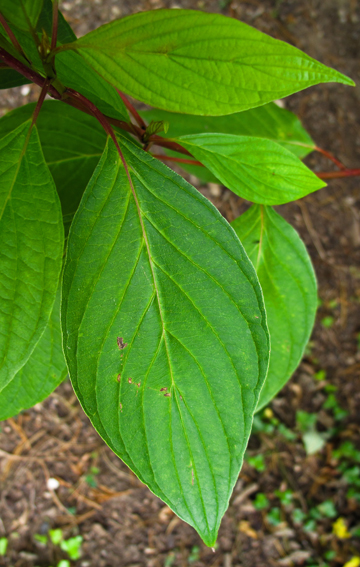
[{"xmin": 0, "ymin": 0, "xmax": 355, "ymax": 545}]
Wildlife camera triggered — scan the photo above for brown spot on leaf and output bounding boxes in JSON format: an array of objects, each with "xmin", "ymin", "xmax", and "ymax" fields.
[
  {"xmin": 137, "ymin": 383, "xmax": 141, "ymax": 387},
  {"xmin": 164, "ymin": 393, "xmax": 171, "ymax": 397},
  {"xmin": 160, "ymin": 387, "xmax": 167, "ymax": 392},
  {"xmin": 128, "ymin": 377, "xmax": 132, "ymax": 384},
  {"xmin": 119, "ymin": 403, "xmax": 123, "ymax": 412},
  {"xmin": 117, "ymin": 337, "xmax": 128, "ymax": 350},
  {"xmin": 117, "ymin": 374, "xmax": 121, "ymax": 382}
]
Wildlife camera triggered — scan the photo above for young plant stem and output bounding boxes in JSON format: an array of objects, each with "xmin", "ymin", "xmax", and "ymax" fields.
[
  {"xmin": 0, "ymin": 46, "xmax": 62, "ymax": 98},
  {"xmin": 317, "ymin": 168, "xmax": 360, "ymax": 180},
  {"xmin": 50, "ymin": 0, "xmax": 59, "ymax": 51},
  {"xmin": 31, "ymin": 78, "xmax": 50, "ymax": 127},
  {"xmin": 0, "ymin": 12, "xmax": 29, "ymax": 61},
  {"xmin": 152, "ymin": 154, "xmax": 203, "ymax": 166},
  {"xmin": 315, "ymin": 146, "xmax": 347, "ymax": 170},
  {"xmin": 117, "ymin": 89, "xmax": 147, "ymax": 130}
]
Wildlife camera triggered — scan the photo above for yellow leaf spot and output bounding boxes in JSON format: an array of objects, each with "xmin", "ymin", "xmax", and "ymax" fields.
[
  {"xmin": 343, "ymin": 558, "xmax": 360, "ymax": 567},
  {"xmin": 332, "ymin": 517, "xmax": 351, "ymax": 539}
]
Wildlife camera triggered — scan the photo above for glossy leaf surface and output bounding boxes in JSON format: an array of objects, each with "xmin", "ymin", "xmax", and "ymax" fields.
[
  {"xmin": 232, "ymin": 205, "xmax": 317, "ymax": 410},
  {"xmin": 179, "ymin": 134, "xmax": 325, "ymax": 205},
  {"xmin": 62, "ymin": 136, "xmax": 269, "ymax": 545},
  {"xmin": 0, "ymin": 101, "xmax": 106, "ymax": 232},
  {"xmin": 0, "ymin": 290, "xmax": 67, "ymax": 421},
  {"xmin": 0, "ymin": 121, "xmax": 63, "ymax": 391},
  {"xmin": 61, "ymin": 9, "xmax": 354, "ymax": 115}
]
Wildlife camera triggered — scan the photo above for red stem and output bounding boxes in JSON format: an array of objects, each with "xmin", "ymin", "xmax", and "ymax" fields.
[
  {"xmin": 117, "ymin": 89, "xmax": 147, "ymax": 130},
  {"xmin": 0, "ymin": 12, "xmax": 28, "ymax": 61},
  {"xmin": 150, "ymin": 135, "xmax": 193, "ymax": 157},
  {"xmin": 50, "ymin": 0, "xmax": 59, "ymax": 51},
  {"xmin": 316, "ymin": 168, "xmax": 360, "ymax": 180},
  {"xmin": 315, "ymin": 146, "xmax": 347, "ymax": 170},
  {"xmin": 31, "ymin": 78, "xmax": 50, "ymax": 127},
  {"xmin": 0, "ymin": 46, "xmax": 62, "ymax": 98},
  {"xmin": 152, "ymin": 154, "xmax": 203, "ymax": 166}
]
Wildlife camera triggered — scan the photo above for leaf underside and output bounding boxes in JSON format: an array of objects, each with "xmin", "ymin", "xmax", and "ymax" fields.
[
  {"xmin": 0, "ymin": 121, "xmax": 63, "ymax": 392},
  {"xmin": 62, "ymin": 9, "xmax": 354, "ymax": 115},
  {"xmin": 62, "ymin": 135, "xmax": 269, "ymax": 545},
  {"xmin": 232, "ymin": 205, "xmax": 317, "ymax": 410}
]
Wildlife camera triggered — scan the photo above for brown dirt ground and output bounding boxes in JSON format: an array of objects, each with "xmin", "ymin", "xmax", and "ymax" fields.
[{"xmin": 0, "ymin": 1, "xmax": 360, "ymax": 566}]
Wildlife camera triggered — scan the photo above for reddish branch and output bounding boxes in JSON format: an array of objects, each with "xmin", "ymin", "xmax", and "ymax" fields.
[
  {"xmin": 117, "ymin": 89, "xmax": 146, "ymax": 130},
  {"xmin": 316, "ymin": 168, "xmax": 360, "ymax": 180},
  {"xmin": 0, "ymin": 13, "xmax": 29, "ymax": 61},
  {"xmin": 315, "ymin": 146, "xmax": 347, "ymax": 170},
  {"xmin": 152, "ymin": 154, "xmax": 203, "ymax": 166},
  {"xmin": 50, "ymin": 0, "xmax": 59, "ymax": 51},
  {"xmin": 32, "ymin": 78, "xmax": 50, "ymax": 126}
]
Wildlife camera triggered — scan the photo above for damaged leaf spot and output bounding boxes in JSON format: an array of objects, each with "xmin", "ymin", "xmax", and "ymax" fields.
[
  {"xmin": 164, "ymin": 393, "xmax": 171, "ymax": 397},
  {"xmin": 119, "ymin": 403, "xmax": 123, "ymax": 412},
  {"xmin": 160, "ymin": 387, "xmax": 167, "ymax": 391},
  {"xmin": 117, "ymin": 336, "xmax": 128, "ymax": 350},
  {"xmin": 117, "ymin": 374, "xmax": 121, "ymax": 382},
  {"xmin": 128, "ymin": 377, "xmax": 132, "ymax": 384}
]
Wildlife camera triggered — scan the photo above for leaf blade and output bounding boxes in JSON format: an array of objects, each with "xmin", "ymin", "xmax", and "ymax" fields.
[
  {"xmin": 178, "ymin": 134, "xmax": 325, "ymax": 205},
  {"xmin": 1, "ymin": 0, "xmax": 44, "ymax": 31},
  {"xmin": 0, "ymin": 288, "xmax": 67, "ymax": 421},
  {"xmin": 0, "ymin": 121, "xmax": 64, "ymax": 391},
  {"xmin": 62, "ymin": 136, "xmax": 269, "ymax": 544},
  {"xmin": 232, "ymin": 205, "xmax": 317, "ymax": 410},
  {"xmin": 0, "ymin": 101, "xmax": 107, "ymax": 232},
  {"xmin": 60, "ymin": 9, "xmax": 354, "ymax": 115}
]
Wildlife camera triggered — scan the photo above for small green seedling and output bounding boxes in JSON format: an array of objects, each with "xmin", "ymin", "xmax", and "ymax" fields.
[{"xmin": 0, "ymin": 537, "xmax": 8, "ymax": 556}]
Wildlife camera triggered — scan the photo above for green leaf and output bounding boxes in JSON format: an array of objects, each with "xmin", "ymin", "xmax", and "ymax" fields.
[
  {"xmin": 0, "ymin": 288, "xmax": 67, "ymax": 421},
  {"xmin": 0, "ymin": 101, "xmax": 107, "ymax": 232},
  {"xmin": 141, "ymin": 103, "xmax": 315, "ymax": 159},
  {"xmin": 1, "ymin": 0, "xmax": 44, "ymax": 31},
  {"xmin": 62, "ymin": 135, "xmax": 269, "ymax": 545},
  {"xmin": 0, "ymin": 121, "xmax": 64, "ymax": 392},
  {"xmin": 59, "ymin": 9, "xmax": 354, "ymax": 116},
  {"xmin": 232, "ymin": 205, "xmax": 317, "ymax": 410},
  {"xmin": 0, "ymin": 68, "xmax": 30, "ymax": 90},
  {"xmin": 178, "ymin": 134, "xmax": 325, "ymax": 205}
]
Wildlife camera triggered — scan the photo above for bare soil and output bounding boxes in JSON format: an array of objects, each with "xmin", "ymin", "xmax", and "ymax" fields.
[{"xmin": 0, "ymin": 1, "xmax": 360, "ymax": 566}]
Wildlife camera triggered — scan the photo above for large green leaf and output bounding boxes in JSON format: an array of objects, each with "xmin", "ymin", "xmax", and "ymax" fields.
[
  {"xmin": 62, "ymin": 135, "xmax": 269, "ymax": 545},
  {"xmin": 178, "ymin": 134, "xmax": 325, "ymax": 205},
  {"xmin": 58, "ymin": 9, "xmax": 354, "ymax": 116},
  {"xmin": 0, "ymin": 289, "xmax": 67, "ymax": 421},
  {"xmin": 232, "ymin": 205, "xmax": 317, "ymax": 411},
  {"xmin": 0, "ymin": 101, "xmax": 107, "ymax": 232},
  {"xmin": 0, "ymin": 0, "xmax": 44, "ymax": 31},
  {"xmin": 141, "ymin": 104, "xmax": 315, "ymax": 159},
  {"xmin": 141, "ymin": 103, "xmax": 315, "ymax": 184},
  {"xmin": 0, "ymin": 121, "xmax": 63, "ymax": 392}
]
